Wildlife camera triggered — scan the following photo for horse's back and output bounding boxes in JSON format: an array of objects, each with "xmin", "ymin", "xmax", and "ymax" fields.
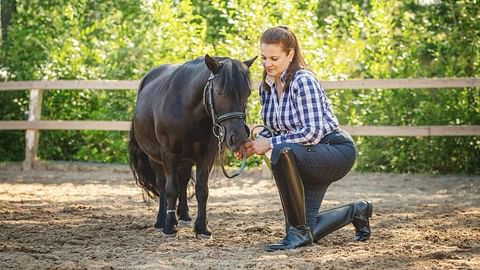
[
  {"xmin": 135, "ymin": 64, "xmax": 181, "ymax": 120},
  {"xmin": 138, "ymin": 64, "xmax": 180, "ymax": 94}
]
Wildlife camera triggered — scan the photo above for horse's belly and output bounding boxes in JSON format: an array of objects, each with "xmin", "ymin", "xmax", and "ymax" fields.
[{"xmin": 136, "ymin": 124, "xmax": 209, "ymax": 165}]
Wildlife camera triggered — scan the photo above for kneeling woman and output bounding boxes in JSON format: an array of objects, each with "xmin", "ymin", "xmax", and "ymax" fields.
[{"xmin": 242, "ymin": 26, "xmax": 372, "ymax": 251}]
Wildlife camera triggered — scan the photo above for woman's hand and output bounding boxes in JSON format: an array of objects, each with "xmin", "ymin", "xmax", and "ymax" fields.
[
  {"xmin": 234, "ymin": 141, "xmax": 254, "ymax": 160},
  {"xmin": 234, "ymin": 137, "xmax": 271, "ymax": 159},
  {"xmin": 245, "ymin": 137, "xmax": 271, "ymax": 155}
]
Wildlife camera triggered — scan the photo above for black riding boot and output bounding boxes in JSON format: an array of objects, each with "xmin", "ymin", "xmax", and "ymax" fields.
[
  {"xmin": 265, "ymin": 148, "xmax": 313, "ymax": 252},
  {"xmin": 352, "ymin": 201, "xmax": 373, "ymax": 241},
  {"xmin": 312, "ymin": 200, "xmax": 372, "ymax": 242}
]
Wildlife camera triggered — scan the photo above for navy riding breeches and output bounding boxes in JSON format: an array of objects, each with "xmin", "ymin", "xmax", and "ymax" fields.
[{"xmin": 270, "ymin": 128, "xmax": 356, "ymax": 185}]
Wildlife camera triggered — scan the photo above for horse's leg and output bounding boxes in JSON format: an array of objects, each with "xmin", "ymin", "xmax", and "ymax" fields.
[
  {"xmin": 155, "ymin": 192, "xmax": 167, "ymax": 229},
  {"xmin": 177, "ymin": 165, "xmax": 193, "ymax": 225},
  {"xmin": 149, "ymin": 159, "xmax": 167, "ymax": 230},
  {"xmin": 194, "ymin": 164, "xmax": 212, "ymax": 238},
  {"xmin": 162, "ymin": 151, "xmax": 179, "ymax": 236}
]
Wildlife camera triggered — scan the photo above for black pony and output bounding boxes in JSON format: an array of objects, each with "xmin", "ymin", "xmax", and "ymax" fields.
[{"xmin": 129, "ymin": 55, "xmax": 257, "ymax": 238}]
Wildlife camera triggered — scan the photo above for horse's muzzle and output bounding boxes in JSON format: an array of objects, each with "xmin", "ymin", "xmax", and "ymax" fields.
[{"xmin": 224, "ymin": 123, "xmax": 248, "ymax": 152}]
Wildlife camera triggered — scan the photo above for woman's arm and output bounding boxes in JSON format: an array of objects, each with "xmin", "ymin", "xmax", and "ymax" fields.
[{"xmin": 269, "ymin": 73, "xmax": 327, "ymax": 146}]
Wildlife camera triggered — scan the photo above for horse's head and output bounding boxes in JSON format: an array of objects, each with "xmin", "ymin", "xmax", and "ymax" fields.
[{"xmin": 204, "ymin": 54, "xmax": 257, "ymax": 152}]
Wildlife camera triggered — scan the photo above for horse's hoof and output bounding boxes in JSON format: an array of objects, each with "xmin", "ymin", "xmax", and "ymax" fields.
[
  {"xmin": 195, "ymin": 233, "xmax": 212, "ymax": 240},
  {"xmin": 162, "ymin": 226, "xmax": 177, "ymax": 237},
  {"xmin": 161, "ymin": 231, "xmax": 177, "ymax": 237},
  {"xmin": 162, "ymin": 228, "xmax": 177, "ymax": 238},
  {"xmin": 178, "ymin": 219, "xmax": 191, "ymax": 227}
]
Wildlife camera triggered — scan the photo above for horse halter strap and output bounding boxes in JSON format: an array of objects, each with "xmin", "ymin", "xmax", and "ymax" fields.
[
  {"xmin": 203, "ymin": 73, "xmax": 245, "ymax": 144},
  {"xmin": 203, "ymin": 73, "xmax": 248, "ymax": 179}
]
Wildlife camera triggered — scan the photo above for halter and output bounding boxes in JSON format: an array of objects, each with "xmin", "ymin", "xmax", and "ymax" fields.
[
  {"xmin": 203, "ymin": 73, "xmax": 247, "ymax": 178},
  {"xmin": 203, "ymin": 74, "xmax": 246, "ymax": 144}
]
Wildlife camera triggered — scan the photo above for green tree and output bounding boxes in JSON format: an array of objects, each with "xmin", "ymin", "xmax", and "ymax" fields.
[{"xmin": 0, "ymin": 0, "xmax": 478, "ymax": 173}]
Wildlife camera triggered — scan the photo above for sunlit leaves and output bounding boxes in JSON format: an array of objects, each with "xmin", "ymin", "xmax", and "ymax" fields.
[{"xmin": 0, "ymin": 0, "xmax": 478, "ymax": 172}]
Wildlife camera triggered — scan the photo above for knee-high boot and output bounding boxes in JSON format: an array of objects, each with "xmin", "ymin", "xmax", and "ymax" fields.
[
  {"xmin": 265, "ymin": 148, "xmax": 313, "ymax": 252},
  {"xmin": 312, "ymin": 200, "xmax": 373, "ymax": 242}
]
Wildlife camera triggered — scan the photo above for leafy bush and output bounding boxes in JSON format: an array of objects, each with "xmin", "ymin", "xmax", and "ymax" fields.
[{"xmin": 0, "ymin": 0, "xmax": 478, "ymax": 174}]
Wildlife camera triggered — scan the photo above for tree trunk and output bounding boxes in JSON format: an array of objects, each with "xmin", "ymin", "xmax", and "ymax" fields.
[{"xmin": 1, "ymin": 0, "xmax": 16, "ymax": 42}]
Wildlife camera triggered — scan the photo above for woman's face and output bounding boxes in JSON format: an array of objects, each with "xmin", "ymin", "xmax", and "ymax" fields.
[{"xmin": 261, "ymin": 43, "xmax": 294, "ymax": 79}]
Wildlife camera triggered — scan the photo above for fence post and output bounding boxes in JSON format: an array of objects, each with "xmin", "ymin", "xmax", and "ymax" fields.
[{"xmin": 23, "ymin": 89, "xmax": 43, "ymax": 171}]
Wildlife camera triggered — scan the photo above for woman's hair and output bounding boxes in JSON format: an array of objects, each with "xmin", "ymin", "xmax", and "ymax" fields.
[{"xmin": 260, "ymin": 26, "xmax": 308, "ymax": 92}]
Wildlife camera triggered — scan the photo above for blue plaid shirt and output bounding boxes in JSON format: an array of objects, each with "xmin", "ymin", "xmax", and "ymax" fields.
[{"xmin": 258, "ymin": 69, "xmax": 339, "ymax": 147}]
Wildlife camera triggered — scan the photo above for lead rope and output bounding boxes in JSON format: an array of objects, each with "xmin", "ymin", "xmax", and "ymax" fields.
[
  {"xmin": 219, "ymin": 148, "xmax": 247, "ymax": 179},
  {"xmin": 218, "ymin": 124, "xmax": 275, "ymax": 178},
  {"xmin": 249, "ymin": 125, "xmax": 275, "ymax": 172}
]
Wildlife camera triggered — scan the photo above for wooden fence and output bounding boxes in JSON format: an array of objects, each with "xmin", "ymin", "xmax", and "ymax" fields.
[{"xmin": 0, "ymin": 78, "xmax": 479, "ymax": 170}]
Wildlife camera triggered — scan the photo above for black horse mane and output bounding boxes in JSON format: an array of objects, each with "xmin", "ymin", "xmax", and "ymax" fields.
[
  {"xmin": 216, "ymin": 57, "xmax": 252, "ymax": 99},
  {"xmin": 177, "ymin": 56, "xmax": 252, "ymax": 99}
]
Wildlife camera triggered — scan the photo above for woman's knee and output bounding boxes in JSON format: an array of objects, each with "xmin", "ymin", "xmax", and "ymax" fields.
[{"xmin": 271, "ymin": 143, "xmax": 298, "ymax": 164}]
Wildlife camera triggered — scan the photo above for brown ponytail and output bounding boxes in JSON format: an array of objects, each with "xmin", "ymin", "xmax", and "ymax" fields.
[{"xmin": 260, "ymin": 26, "xmax": 308, "ymax": 92}]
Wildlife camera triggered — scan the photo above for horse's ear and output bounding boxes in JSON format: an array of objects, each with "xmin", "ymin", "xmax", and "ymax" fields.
[
  {"xmin": 243, "ymin": 56, "xmax": 258, "ymax": 68},
  {"xmin": 205, "ymin": 54, "xmax": 223, "ymax": 74}
]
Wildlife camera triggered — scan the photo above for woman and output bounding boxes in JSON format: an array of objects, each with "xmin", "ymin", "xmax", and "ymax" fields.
[{"xmin": 240, "ymin": 26, "xmax": 372, "ymax": 251}]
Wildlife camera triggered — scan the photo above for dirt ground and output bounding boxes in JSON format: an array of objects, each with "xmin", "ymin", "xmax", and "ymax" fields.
[{"xmin": 0, "ymin": 162, "xmax": 478, "ymax": 270}]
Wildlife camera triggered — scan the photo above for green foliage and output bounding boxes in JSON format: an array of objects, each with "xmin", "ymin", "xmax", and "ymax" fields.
[
  {"xmin": 0, "ymin": 0, "xmax": 479, "ymax": 174},
  {"xmin": 0, "ymin": 90, "xmax": 28, "ymax": 161}
]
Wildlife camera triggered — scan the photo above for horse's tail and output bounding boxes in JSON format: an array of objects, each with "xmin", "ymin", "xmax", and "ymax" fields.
[{"xmin": 128, "ymin": 123, "xmax": 158, "ymax": 199}]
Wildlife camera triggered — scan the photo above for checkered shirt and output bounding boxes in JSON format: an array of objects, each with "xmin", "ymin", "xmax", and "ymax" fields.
[{"xmin": 257, "ymin": 69, "xmax": 339, "ymax": 147}]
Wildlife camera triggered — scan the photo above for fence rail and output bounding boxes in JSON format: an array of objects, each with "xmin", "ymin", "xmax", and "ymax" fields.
[
  {"xmin": 0, "ymin": 78, "xmax": 479, "ymax": 170},
  {"xmin": 1, "ymin": 121, "xmax": 480, "ymax": 137},
  {"xmin": 1, "ymin": 77, "xmax": 480, "ymax": 91}
]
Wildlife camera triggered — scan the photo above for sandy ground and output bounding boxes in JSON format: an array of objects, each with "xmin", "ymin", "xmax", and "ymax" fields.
[{"xmin": 0, "ymin": 162, "xmax": 479, "ymax": 270}]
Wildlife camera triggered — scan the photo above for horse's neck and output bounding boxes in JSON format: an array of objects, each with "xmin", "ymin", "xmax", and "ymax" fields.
[{"xmin": 179, "ymin": 73, "xmax": 211, "ymax": 121}]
